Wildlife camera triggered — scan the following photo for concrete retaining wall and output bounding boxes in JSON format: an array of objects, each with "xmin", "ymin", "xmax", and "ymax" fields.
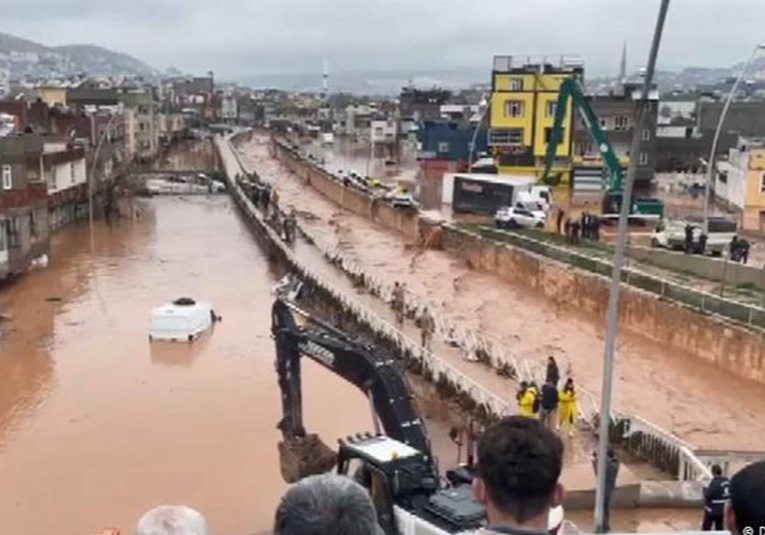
[
  {"xmin": 272, "ymin": 140, "xmax": 420, "ymax": 239},
  {"xmin": 268, "ymin": 137, "xmax": 765, "ymax": 387},
  {"xmin": 627, "ymin": 245, "xmax": 765, "ymax": 291},
  {"xmin": 440, "ymin": 224, "xmax": 765, "ymax": 386}
]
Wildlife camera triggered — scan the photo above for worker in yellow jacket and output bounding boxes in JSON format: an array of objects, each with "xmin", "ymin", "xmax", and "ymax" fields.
[
  {"xmin": 559, "ymin": 378, "xmax": 579, "ymax": 436},
  {"xmin": 517, "ymin": 381, "xmax": 536, "ymax": 417}
]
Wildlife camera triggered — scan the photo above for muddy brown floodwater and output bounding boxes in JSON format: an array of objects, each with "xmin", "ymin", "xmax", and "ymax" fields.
[
  {"xmin": 0, "ymin": 196, "xmax": 460, "ymax": 535},
  {"xmin": 242, "ymin": 134, "xmax": 765, "ymax": 452}
]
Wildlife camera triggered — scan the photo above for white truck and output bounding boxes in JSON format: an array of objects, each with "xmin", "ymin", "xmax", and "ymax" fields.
[
  {"xmin": 441, "ymin": 173, "xmax": 553, "ymax": 215},
  {"xmin": 650, "ymin": 216, "xmax": 736, "ymax": 256}
]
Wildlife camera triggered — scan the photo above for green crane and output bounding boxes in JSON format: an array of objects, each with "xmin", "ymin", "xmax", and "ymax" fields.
[{"xmin": 541, "ymin": 77, "xmax": 664, "ymax": 218}]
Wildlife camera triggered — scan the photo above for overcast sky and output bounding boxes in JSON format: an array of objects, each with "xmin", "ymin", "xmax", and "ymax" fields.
[{"xmin": 3, "ymin": 0, "xmax": 764, "ymax": 78}]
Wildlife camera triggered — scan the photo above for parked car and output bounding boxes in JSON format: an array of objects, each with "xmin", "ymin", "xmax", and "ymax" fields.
[
  {"xmin": 390, "ymin": 193, "xmax": 419, "ymax": 209},
  {"xmin": 494, "ymin": 206, "xmax": 546, "ymax": 229}
]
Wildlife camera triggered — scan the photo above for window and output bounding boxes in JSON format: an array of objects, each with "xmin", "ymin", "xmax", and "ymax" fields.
[
  {"xmin": 509, "ymin": 78, "xmax": 524, "ymax": 91},
  {"xmin": 437, "ymin": 142, "xmax": 449, "ymax": 154},
  {"xmin": 639, "ymin": 152, "xmax": 648, "ymax": 165},
  {"xmin": 504, "ymin": 100, "xmax": 525, "ymax": 118},
  {"xmin": 642, "ymin": 129, "xmax": 651, "ymax": 141},
  {"xmin": 544, "ymin": 128, "xmax": 565, "ymax": 145},
  {"xmin": 29, "ymin": 211, "xmax": 37, "ymax": 238},
  {"xmin": 2, "ymin": 165, "xmax": 11, "ymax": 190},
  {"xmin": 760, "ymin": 173, "xmax": 765, "ymax": 193},
  {"xmin": 615, "ymin": 116, "xmax": 629, "ymax": 130},
  {"xmin": 0, "ymin": 221, "xmax": 5, "ymax": 251},
  {"xmin": 70, "ymin": 163, "xmax": 75, "ymax": 184},
  {"xmin": 545, "ymin": 101, "xmax": 557, "ymax": 117},
  {"xmin": 489, "ymin": 128, "xmax": 524, "ymax": 146},
  {"xmin": 599, "ymin": 118, "xmax": 609, "ymax": 130},
  {"xmin": 643, "ymin": 102, "xmax": 653, "ymax": 113}
]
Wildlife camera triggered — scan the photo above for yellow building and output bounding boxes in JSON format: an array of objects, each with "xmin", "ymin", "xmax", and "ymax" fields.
[
  {"xmin": 36, "ymin": 87, "xmax": 67, "ymax": 108},
  {"xmin": 488, "ymin": 55, "xmax": 584, "ymax": 183},
  {"xmin": 715, "ymin": 138, "xmax": 765, "ymax": 231}
]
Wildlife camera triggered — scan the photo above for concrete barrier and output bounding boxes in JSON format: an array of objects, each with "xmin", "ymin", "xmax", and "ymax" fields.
[
  {"xmin": 272, "ymin": 138, "xmax": 420, "ymax": 239},
  {"xmin": 627, "ymin": 245, "xmax": 765, "ymax": 291},
  {"xmin": 443, "ymin": 224, "xmax": 765, "ymax": 387}
]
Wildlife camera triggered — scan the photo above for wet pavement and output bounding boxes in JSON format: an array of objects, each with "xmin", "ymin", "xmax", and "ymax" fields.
[{"xmin": 240, "ymin": 134, "xmax": 765, "ymax": 452}]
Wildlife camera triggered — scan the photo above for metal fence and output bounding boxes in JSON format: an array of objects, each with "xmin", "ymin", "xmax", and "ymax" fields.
[{"xmin": 478, "ymin": 227, "xmax": 765, "ymax": 329}]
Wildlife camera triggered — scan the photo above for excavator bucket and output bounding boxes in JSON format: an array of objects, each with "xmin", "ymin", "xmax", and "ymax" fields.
[{"xmin": 278, "ymin": 434, "xmax": 338, "ymax": 483}]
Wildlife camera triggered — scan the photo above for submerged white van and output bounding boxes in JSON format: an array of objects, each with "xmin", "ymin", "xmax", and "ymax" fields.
[{"xmin": 149, "ymin": 298, "xmax": 218, "ymax": 342}]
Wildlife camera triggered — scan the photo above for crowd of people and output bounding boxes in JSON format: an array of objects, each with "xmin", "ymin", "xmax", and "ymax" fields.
[
  {"xmin": 516, "ymin": 357, "xmax": 579, "ymax": 438},
  {"xmin": 236, "ymin": 173, "xmax": 297, "ymax": 244},
  {"xmin": 556, "ymin": 209, "xmax": 601, "ymax": 244},
  {"xmin": 126, "ymin": 415, "xmax": 765, "ymax": 535}
]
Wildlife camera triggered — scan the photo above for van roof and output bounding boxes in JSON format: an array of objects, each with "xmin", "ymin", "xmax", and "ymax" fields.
[{"xmin": 151, "ymin": 299, "xmax": 211, "ymax": 319}]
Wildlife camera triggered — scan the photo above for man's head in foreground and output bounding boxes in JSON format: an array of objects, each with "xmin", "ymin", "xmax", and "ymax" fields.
[
  {"xmin": 274, "ymin": 473, "xmax": 381, "ymax": 535},
  {"xmin": 135, "ymin": 506, "xmax": 209, "ymax": 535},
  {"xmin": 474, "ymin": 415, "xmax": 564, "ymax": 529},
  {"xmin": 726, "ymin": 460, "xmax": 765, "ymax": 535}
]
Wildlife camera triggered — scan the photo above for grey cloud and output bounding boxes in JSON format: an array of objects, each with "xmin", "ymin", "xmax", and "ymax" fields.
[{"xmin": 3, "ymin": 0, "xmax": 765, "ymax": 78}]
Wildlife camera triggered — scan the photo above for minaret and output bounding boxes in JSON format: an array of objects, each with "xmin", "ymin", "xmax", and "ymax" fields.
[
  {"xmin": 322, "ymin": 56, "xmax": 329, "ymax": 98},
  {"xmin": 619, "ymin": 41, "xmax": 627, "ymax": 83}
]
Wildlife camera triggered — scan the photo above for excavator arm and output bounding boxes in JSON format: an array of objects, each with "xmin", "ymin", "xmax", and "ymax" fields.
[
  {"xmin": 541, "ymin": 77, "xmax": 624, "ymax": 192},
  {"xmin": 271, "ymin": 298, "xmax": 433, "ymax": 482}
]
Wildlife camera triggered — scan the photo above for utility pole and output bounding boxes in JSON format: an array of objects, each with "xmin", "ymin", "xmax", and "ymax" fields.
[
  {"xmin": 593, "ymin": 0, "xmax": 671, "ymax": 532},
  {"xmin": 702, "ymin": 44, "xmax": 765, "ymax": 233}
]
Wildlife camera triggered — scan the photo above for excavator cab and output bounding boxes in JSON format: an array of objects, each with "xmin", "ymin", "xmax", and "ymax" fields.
[{"xmin": 337, "ymin": 434, "xmax": 484, "ymax": 535}]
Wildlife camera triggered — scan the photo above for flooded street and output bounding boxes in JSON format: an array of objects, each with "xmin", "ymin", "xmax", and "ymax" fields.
[
  {"xmin": 243, "ymin": 134, "xmax": 765, "ymax": 451},
  {"xmin": 0, "ymin": 196, "xmax": 441, "ymax": 535}
]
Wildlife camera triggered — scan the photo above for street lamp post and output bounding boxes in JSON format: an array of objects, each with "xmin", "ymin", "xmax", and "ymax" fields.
[
  {"xmin": 703, "ymin": 44, "xmax": 765, "ymax": 233},
  {"xmin": 593, "ymin": 0, "xmax": 671, "ymax": 532},
  {"xmin": 468, "ymin": 96, "xmax": 489, "ymax": 172},
  {"xmin": 88, "ymin": 111, "xmax": 120, "ymax": 232}
]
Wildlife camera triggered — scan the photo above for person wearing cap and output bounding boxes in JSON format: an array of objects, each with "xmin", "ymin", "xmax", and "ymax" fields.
[
  {"xmin": 472, "ymin": 415, "xmax": 565, "ymax": 535},
  {"xmin": 702, "ymin": 464, "xmax": 730, "ymax": 531}
]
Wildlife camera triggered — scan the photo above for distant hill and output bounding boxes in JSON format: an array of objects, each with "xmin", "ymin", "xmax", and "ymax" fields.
[
  {"xmin": 0, "ymin": 32, "xmax": 49, "ymax": 54},
  {"xmin": 52, "ymin": 44, "xmax": 155, "ymax": 76},
  {"xmin": 0, "ymin": 31, "xmax": 156, "ymax": 77}
]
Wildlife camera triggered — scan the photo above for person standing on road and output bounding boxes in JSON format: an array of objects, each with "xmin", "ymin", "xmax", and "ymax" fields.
[
  {"xmin": 391, "ymin": 282, "xmax": 405, "ymax": 325},
  {"xmin": 558, "ymin": 378, "xmax": 578, "ymax": 437},
  {"xmin": 419, "ymin": 307, "xmax": 435, "ymax": 351},
  {"xmin": 539, "ymin": 381, "xmax": 559, "ymax": 429},
  {"xmin": 591, "ymin": 448, "xmax": 621, "ymax": 533},
  {"xmin": 545, "ymin": 356, "xmax": 560, "ymax": 388},
  {"xmin": 702, "ymin": 464, "xmax": 730, "ymax": 531},
  {"xmin": 740, "ymin": 238, "xmax": 750, "ymax": 264},
  {"xmin": 517, "ymin": 382, "xmax": 535, "ymax": 418},
  {"xmin": 556, "ymin": 207, "xmax": 565, "ymax": 235},
  {"xmin": 684, "ymin": 224, "xmax": 694, "ymax": 254}
]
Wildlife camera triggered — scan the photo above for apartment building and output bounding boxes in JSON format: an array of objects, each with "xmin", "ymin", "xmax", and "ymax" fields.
[
  {"xmin": 488, "ymin": 55, "xmax": 583, "ymax": 182},
  {"xmin": 120, "ymin": 89, "xmax": 158, "ymax": 161},
  {"xmin": 714, "ymin": 137, "xmax": 765, "ymax": 231},
  {"xmin": 0, "ymin": 133, "xmax": 49, "ymax": 279},
  {"xmin": 572, "ymin": 81, "xmax": 659, "ymax": 188}
]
